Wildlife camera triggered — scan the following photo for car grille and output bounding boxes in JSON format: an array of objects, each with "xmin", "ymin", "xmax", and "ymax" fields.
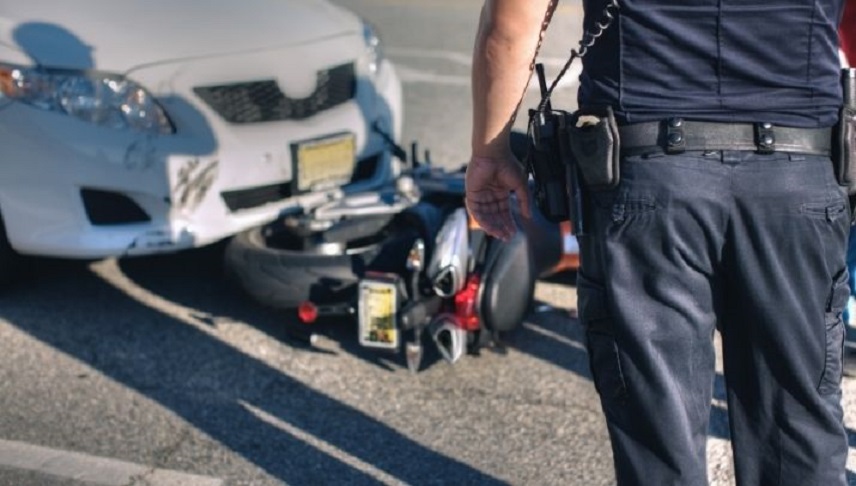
[
  {"xmin": 221, "ymin": 182, "xmax": 293, "ymax": 212},
  {"xmin": 194, "ymin": 63, "xmax": 356, "ymax": 124}
]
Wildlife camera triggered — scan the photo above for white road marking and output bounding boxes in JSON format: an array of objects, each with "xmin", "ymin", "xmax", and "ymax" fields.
[
  {"xmin": 386, "ymin": 47, "xmax": 474, "ymax": 66},
  {"xmin": 394, "ymin": 65, "xmax": 471, "ymax": 87},
  {"xmin": 344, "ymin": 0, "xmax": 582, "ymax": 14},
  {"xmin": 240, "ymin": 401, "xmax": 406, "ymax": 486},
  {"xmin": 388, "ymin": 47, "xmax": 582, "ymax": 91},
  {"xmin": 0, "ymin": 438, "xmax": 223, "ymax": 486},
  {"xmin": 522, "ymin": 322, "xmax": 587, "ymax": 351},
  {"xmin": 395, "ymin": 64, "xmax": 581, "ymax": 91},
  {"xmin": 388, "ymin": 46, "xmax": 581, "ymax": 70}
]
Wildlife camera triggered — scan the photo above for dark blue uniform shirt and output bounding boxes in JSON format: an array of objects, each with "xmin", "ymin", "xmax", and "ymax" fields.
[{"xmin": 579, "ymin": 0, "xmax": 846, "ymax": 127}]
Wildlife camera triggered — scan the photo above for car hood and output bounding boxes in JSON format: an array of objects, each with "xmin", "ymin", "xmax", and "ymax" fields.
[{"xmin": 0, "ymin": 0, "xmax": 361, "ymax": 72}]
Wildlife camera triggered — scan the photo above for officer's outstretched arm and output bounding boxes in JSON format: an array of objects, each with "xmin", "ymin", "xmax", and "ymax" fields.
[{"xmin": 466, "ymin": 0, "xmax": 554, "ymax": 240}]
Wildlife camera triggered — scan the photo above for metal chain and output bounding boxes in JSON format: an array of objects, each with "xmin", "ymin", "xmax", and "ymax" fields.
[
  {"xmin": 537, "ymin": 0, "xmax": 620, "ymax": 111},
  {"xmin": 511, "ymin": 0, "xmax": 560, "ymax": 126},
  {"xmin": 576, "ymin": 0, "xmax": 619, "ymax": 58},
  {"xmin": 529, "ymin": 0, "xmax": 560, "ymax": 76}
]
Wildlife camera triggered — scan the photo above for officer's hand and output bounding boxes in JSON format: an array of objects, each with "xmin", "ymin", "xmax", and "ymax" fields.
[{"xmin": 465, "ymin": 154, "xmax": 531, "ymax": 241}]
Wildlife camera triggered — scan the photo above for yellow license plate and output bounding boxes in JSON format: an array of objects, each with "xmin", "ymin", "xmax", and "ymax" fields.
[
  {"xmin": 358, "ymin": 278, "xmax": 399, "ymax": 350},
  {"xmin": 295, "ymin": 133, "xmax": 356, "ymax": 191}
]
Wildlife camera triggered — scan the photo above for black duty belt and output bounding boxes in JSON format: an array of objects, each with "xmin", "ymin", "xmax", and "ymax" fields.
[{"xmin": 618, "ymin": 118, "xmax": 832, "ymax": 156}]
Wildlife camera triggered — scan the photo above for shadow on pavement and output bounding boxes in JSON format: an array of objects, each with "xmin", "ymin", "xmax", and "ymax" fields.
[
  {"xmin": 0, "ymin": 254, "xmax": 504, "ymax": 485},
  {"xmin": 117, "ymin": 241, "xmax": 455, "ymax": 374},
  {"xmin": 15, "ymin": 247, "xmax": 854, "ymax": 482}
]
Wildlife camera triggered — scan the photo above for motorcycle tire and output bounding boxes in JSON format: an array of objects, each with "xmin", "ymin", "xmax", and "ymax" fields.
[
  {"xmin": 479, "ymin": 230, "xmax": 537, "ymax": 333},
  {"xmin": 225, "ymin": 204, "xmax": 443, "ymax": 310},
  {"xmin": 224, "ymin": 223, "xmax": 389, "ymax": 310}
]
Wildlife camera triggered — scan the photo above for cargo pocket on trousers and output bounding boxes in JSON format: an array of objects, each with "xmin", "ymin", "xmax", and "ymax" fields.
[
  {"xmin": 577, "ymin": 274, "xmax": 628, "ymax": 402},
  {"xmin": 818, "ymin": 269, "xmax": 848, "ymax": 395}
]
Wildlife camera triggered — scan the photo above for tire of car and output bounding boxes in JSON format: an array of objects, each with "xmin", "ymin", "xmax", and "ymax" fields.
[
  {"xmin": 225, "ymin": 204, "xmax": 443, "ymax": 310},
  {"xmin": 0, "ymin": 212, "xmax": 19, "ymax": 288}
]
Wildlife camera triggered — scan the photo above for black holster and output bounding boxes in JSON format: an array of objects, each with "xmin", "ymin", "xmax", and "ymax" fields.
[
  {"xmin": 833, "ymin": 68, "xmax": 856, "ymax": 196},
  {"xmin": 525, "ymin": 108, "xmax": 573, "ymax": 224},
  {"xmin": 566, "ymin": 106, "xmax": 621, "ymax": 191},
  {"xmin": 525, "ymin": 105, "xmax": 622, "ymax": 234}
]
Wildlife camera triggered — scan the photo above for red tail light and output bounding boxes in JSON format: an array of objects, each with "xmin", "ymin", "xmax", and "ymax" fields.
[
  {"xmin": 297, "ymin": 301, "xmax": 318, "ymax": 324},
  {"xmin": 453, "ymin": 274, "xmax": 481, "ymax": 331}
]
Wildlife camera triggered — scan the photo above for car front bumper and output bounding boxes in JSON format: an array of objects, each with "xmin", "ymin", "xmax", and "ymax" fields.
[{"xmin": 0, "ymin": 50, "xmax": 403, "ymax": 259}]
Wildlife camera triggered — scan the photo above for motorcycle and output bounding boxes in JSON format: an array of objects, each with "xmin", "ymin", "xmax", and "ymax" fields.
[{"xmin": 225, "ymin": 143, "xmax": 578, "ymax": 372}]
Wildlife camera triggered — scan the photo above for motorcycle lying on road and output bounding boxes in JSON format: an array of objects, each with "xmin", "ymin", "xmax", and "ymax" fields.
[{"xmin": 225, "ymin": 143, "xmax": 578, "ymax": 372}]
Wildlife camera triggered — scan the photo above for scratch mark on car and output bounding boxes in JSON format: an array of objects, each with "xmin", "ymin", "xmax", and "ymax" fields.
[{"xmin": 173, "ymin": 158, "xmax": 218, "ymax": 212}]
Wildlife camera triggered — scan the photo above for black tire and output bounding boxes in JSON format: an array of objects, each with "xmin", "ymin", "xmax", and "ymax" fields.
[
  {"xmin": 0, "ymin": 211, "xmax": 19, "ymax": 289},
  {"xmin": 479, "ymin": 231, "xmax": 537, "ymax": 333},
  {"xmin": 224, "ymin": 223, "xmax": 385, "ymax": 310},
  {"xmin": 224, "ymin": 203, "xmax": 441, "ymax": 310}
]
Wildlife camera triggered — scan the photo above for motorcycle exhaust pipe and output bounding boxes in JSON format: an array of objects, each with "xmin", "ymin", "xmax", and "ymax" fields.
[
  {"xmin": 427, "ymin": 207, "xmax": 469, "ymax": 297},
  {"xmin": 429, "ymin": 314, "xmax": 467, "ymax": 364}
]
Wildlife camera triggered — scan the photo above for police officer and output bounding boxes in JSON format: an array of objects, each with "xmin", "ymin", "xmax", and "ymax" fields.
[{"xmin": 466, "ymin": 0, "xmax": 850, "ymax": 485}]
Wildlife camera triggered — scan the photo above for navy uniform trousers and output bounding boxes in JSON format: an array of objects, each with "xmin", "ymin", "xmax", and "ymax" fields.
[{"xmin": 577, "ymin": 149, "xmax": 850, "ymax": 486}]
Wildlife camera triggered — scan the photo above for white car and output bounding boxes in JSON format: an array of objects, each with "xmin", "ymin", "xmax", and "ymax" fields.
[{"xmin": 0, "ymin": 0, "xmax": 403, "ymax": 272}]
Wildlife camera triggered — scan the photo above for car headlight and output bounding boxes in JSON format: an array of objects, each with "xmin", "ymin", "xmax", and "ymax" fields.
[
  {"xmin": 362, "ymin": 21, "xmax": 384, "ymax": 76},
  {"xmin": 0, "ymin": 64, "xmax": 174, "ymax": 135}
]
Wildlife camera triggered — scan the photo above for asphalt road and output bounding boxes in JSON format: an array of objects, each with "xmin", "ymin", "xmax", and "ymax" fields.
[{"xmin": 0, "ymin": 1, "xmax": 855, "ymax": 485}]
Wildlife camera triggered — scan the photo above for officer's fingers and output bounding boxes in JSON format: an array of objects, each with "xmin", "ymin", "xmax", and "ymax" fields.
[
  {"xmin": 467, "ymin": 196, "xmax": 512, "ymax": 240},
  {"xmin": 497, "ymin": 214, "xmax": 516, "ymax": 242},
  {"xmin": 468, "ymin": 171, "xmax": 522, "ymax": 239},
  {"xmin": 488, "ymin": 199, "xmax": 516, "ymax": 241},
  {"xmin": 465, "ymin": 197, "xmax": 498, "ymax": 235},
  {"xmin": 482, "ymin": 216, "xmax": 510, "ymax": 241},
  {"xmin": 500, "ymin": 166, "xmax": 531, "ymax": 222},
  {"xmin": 515, "ymin": 183, "xmax": 532, "ymax": 220}
]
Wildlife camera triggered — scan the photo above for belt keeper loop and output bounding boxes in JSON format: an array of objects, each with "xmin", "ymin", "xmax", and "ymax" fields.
[
  {"xmin": 754, "ymin": 122, "xmax": 775, "ymax": 154},
  {"xmin": 664, "ymin": 117, "xmax": 686, "ymax": 154}
]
